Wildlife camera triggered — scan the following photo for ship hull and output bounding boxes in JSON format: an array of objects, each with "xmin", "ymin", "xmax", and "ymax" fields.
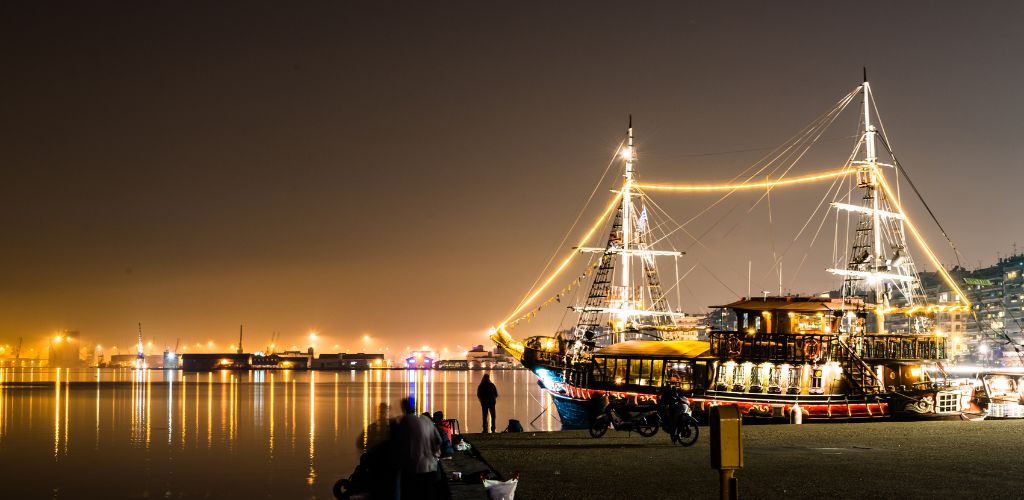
[{"xmin": 541, "ymin": 379, "xmax": 967, "ymax": 428}]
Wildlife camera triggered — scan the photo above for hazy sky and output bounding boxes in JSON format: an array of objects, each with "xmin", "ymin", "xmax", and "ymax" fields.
[{"xmin": 3, "ymin": 1, "xmax": 1023, "ymax": 355}]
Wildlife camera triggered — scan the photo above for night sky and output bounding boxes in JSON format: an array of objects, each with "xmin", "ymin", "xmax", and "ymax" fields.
[{"xmin": 3, "ymin": 2, "xmax": 1023, "ymax": 355}]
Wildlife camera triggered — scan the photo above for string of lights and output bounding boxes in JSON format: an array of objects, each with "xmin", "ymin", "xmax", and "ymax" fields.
[{"xmin": 634, "ymin": 167, "xmax": 855, "ymax": 192}]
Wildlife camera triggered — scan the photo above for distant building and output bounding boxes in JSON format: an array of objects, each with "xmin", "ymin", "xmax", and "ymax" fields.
[
  {"xmin": 466, "ymin": 345, "xmax": 516, "ymax": 369},
  {"xmin": 275, "ymin": 348, "xmax": 314, "ymax": 369},
  {"xmin": 311, "ymin": 353, "xmax": 386, "ymax": 370},
  {"xmin": 405, "ymin": 351, "xmax": 435, "ymax": 369},
  {"xmin": 180, "ymin": 353, "xmax": 252, "ymax": 371},
  {"xmin": 109, "ymin": 354, "xmax": 139, "ymax": 368},
  {"xmin": 918, "ymin": 253, "xmax": 1024, "ymax": 366},
  {"xmin": 49, "ymin": 331, "xmax": 86, "ymax": 368},
  {"xmin": 434, "ymin": 359, "xmax": 469, "ymax": 370}
]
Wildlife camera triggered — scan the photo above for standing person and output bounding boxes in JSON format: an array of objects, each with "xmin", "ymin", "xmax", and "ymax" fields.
[
  {"xmin": 477, "ymin": 374, "xmax": 498, "ymax": 433},
  {"xmin": 395, "ymin": 397, "xmax": 450, "ymax": 499}
]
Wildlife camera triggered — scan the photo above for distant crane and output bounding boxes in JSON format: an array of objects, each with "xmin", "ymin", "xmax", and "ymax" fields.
[
  {"xmin": 238, "ymin": 324, "xmax": 244, "ymax": 355},
  {"xmin": 13, "ymin": 337, "xmax": 22, "ymax": 360},
  {"xmin": 267, "ymin": 332, "xmax": 279, "ymax": 354},
  {"xmin": 174, "ymin": 338, "xmax": 180, "ymax": 354},
  {"xmin": 136, "ymin": 323, "xmax": 145, "ymax": 369}
]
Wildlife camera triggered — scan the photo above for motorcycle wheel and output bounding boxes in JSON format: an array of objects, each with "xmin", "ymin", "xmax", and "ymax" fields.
[
  {"xmin": 674, "ymin": 419, "xmax": 699, "ymax": 447},
  {"xmin": 589, "ymin": 416, "xmax": 609, "ymax": 438},
  {"xmin": 636, "ymin": 416, "xmax": 659, "ymax": 437}
]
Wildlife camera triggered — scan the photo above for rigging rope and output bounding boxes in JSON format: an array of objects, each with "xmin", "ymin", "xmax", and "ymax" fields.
[{"xmin": 512, "ymin": 141, "xmax": 624, "ymax": 313}]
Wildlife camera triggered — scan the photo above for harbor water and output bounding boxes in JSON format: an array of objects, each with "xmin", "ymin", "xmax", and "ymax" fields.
[{"xmin": 0, "ymin": 368, "xmax": 553, "ymax": 499}]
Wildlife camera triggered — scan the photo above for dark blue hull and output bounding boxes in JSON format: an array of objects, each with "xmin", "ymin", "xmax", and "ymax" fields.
[{"xmin": 549, "ymin": 391, "xmax": 592, "ymax": 429}]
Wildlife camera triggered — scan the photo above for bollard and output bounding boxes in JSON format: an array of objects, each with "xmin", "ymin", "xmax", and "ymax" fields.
[
  {"xmin": 791, "ymin": 402, "xmax": 802, "ymax": 425},
  {"xmin": 710, "ymin": 405, "xmax": 742, "ymax": 500}
]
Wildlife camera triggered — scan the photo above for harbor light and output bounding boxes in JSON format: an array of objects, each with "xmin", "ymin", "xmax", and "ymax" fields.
[{"xmin": 53, "ymin": 335, "xmax": 63, "ymax": 343}]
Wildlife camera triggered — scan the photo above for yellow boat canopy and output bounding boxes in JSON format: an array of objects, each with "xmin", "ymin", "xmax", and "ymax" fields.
[{"xmin": 594, "ymin": 340, "xmax": 711, "ymax": 359}]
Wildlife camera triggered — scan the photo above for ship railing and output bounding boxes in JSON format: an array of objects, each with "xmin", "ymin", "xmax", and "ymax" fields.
[
  {"xmin": 845, "ymin": 334, "xmax": 948, "ymax": 361},
  {"xmin": 708, "ymin": 331, "xmax": 834, "ymax": 363},
  {"xmin": 708, "ymin": 331, "xmax": 948, "ymax": 363}
]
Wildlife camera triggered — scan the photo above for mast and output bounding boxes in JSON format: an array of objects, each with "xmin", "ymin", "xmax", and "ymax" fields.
[
  {"xmin": 863, "ymin": 75, "xmax": 886, "ymax": 333},
  {"xmin": 829, "ymin": 72, "xmax": 921, "ymax": 333},
  {"xmin": 238, "ymin": 324, "xmax": 244, "ymax": 354},
  {"xmin": 572, "ymin": 118, "xmax": 684, "ymax": 345},
  {"xmin": 620, "ymin": 116, "xmax": 636, "ymax": 341}
]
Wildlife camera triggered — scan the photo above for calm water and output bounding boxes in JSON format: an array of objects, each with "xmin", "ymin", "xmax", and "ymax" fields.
[{"xmin": 0, "ymin": 368, "xmax": 554, "ymax": 499}]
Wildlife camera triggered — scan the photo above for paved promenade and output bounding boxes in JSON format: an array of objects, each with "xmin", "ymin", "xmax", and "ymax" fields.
[{"xmin": 465, "ymin": 419, "xmax": 1024, "ymax": 499}]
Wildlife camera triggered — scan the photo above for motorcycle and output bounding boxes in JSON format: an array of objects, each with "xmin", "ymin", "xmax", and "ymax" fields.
[
  {"xmin": 588, "ymin": 396, "xmax": 661, "ymax": 438},
  {"xmin": 658, "ymin": 390, "xmax": 699, "ymax": 447}
]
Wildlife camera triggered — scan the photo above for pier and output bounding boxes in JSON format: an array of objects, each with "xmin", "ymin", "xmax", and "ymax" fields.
[{"xmin": 460, "ymin": 420, "xmax": 1024, "ymax": 499}]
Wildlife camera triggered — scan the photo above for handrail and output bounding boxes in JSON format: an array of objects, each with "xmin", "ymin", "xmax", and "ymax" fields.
[{"xmin": 833, "ymin": 337, "xmax": 884, "ymax": 394}]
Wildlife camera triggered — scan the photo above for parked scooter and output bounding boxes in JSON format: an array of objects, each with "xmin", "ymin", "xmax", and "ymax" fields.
[
  {"xmin": 589, "ymin": 395, "xmax": 661, "ymax": 438},
  {"xmin": 658, "ymin": 387, "xmax": 699, "ymax": 447}
]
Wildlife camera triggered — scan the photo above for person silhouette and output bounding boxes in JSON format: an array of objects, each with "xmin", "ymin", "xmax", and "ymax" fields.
[{"xmin": 476, "ymin": 374, "xmax": 498, "ymax": 433}]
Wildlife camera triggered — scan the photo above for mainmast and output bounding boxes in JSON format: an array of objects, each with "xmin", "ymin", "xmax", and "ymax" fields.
[
  {"xmin": 620, "ymin": 116, "xmax": 636, "ymax": 335},
  {"xmin": 829, "ymin": 72, "xmax": 920, "ymax": 333},
  {"xmin": 863, "ymin": 75, "xmax": 886, "ymax": 332}
]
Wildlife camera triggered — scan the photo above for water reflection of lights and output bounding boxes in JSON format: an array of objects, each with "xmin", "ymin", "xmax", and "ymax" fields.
[
  {"xmin": 269, "ymin": 371, "xmax": 275, "ymax": 456},
  {"xmin": 362, "ymin": 369, "xmax": 369, "ymax": 450},
  {"xmin": 1, "ymin": 367, "xmax": 545, "ymax": 493},
  {"xmin": 167, "ymin": 370, "xmax": 173, "ymax": 445},
  {"xmin": 308, "ymin": 371, "xmax": 316, "ymax": 486},
  {"xmin": 54, "ymin": 367, "xmax": 61, "ymax": 458},
  {"xmin": 207, "ymin": 372, "xmax": 213, "ymax": 448}
]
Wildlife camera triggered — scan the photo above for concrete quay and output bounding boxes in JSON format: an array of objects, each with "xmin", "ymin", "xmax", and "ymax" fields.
[{"xmin": 464, "ymin": 419, "xmax": 1024, "ymax": 499}]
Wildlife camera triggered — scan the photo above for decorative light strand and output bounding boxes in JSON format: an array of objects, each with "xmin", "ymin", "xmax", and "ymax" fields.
[
  {"xmin": 498, "ymin": 192, "xmax": 623, "ymax": 328},
  {"xmin": 635, "ymin": 168, "xmax": 854, "ymax": 192},
  {"xmin": 872, "ymin": 164, "xmax": 971, "ymax": 307}
]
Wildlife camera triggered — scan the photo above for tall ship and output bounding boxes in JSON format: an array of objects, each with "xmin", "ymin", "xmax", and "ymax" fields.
[{"xmin": 491, "ymin": 76, "xmax": 976, "ymax": 428}]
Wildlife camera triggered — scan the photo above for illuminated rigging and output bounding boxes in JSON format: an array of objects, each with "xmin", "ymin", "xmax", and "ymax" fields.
[{"xmin": 493, "ymin": 77, "xmax": 972, "ymax": 358}]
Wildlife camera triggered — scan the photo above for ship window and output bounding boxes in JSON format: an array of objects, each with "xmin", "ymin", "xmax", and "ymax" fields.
[
  {"xmin": 650, "ymin": 360, "xmax": 664, "ymax": 386},
  {"xmin": 667, "ymin": 361, "xmax": 692, "ymax": 386},
  {"xmin": 613, "ymin": 358, "xmax": 627, "ymax": 383},
  {"xmin": 592, "ymin": 359, "xmax": 606, "ymax": 382},
  {"xmin": 787, "ymin": 365, "xmax": 803, "ymax": 393},
  {"xmin": 637, "ymin": 359, "xmax": 653, "ymax": 385},
  {"xmin": 630, "ymin": 359, "xmax": 642, "ymax": 385},
  {"xmin": 714, "ymin": 363, "xmax": 732, "ymax": 390},
  {"xmin": 731, "ymin": 364, "xmax": 746, "ymax": 392},
  {"xmin": 794, "ymin": 314, "xmax": 824, "ymax": 333},
  {"xmin": 810, "ymin": 367, "xmax": 824, "ymax": 394}
]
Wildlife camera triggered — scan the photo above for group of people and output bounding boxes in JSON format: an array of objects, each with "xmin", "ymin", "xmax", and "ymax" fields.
[{"xmin": 341, "ymin": 375, "xmax": 501, "ymax": 499}]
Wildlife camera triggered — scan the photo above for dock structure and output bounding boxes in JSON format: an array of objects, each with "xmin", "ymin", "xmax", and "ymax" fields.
[{"xmin": 462, "ymin": 420, "xmax": 1024, "ymax": 499}]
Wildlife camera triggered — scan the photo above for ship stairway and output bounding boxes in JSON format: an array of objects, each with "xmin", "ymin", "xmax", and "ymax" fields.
[{"xmin": 833, "ymin": 337, "xmax": 884, "ymax": 396}]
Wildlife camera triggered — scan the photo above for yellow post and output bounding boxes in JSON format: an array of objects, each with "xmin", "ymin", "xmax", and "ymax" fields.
[{"xmin": 711, "ymin": 405, "xmax": 743, "ymax": 500}]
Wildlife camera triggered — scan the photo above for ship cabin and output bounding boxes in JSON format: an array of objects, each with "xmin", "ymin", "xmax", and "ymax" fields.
[
  {"xmin": 706, "ymin": 296, "xmax": 950, "ymax": 396},
  {"xmin": 575, "ymin": 340, "xmax": 713, "ymax": 395}
]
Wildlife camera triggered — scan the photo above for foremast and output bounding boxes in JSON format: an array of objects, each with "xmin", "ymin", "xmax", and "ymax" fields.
[{"xmin": 572, "ymin": 118, "xmax": 683, "ymax": 346}]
